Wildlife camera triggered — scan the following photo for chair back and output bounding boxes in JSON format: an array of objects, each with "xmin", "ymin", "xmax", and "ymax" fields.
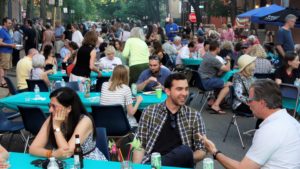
[
  {"xmin": 94, "ymin": 77, "xmax": 110, "ymax": 92},
  {"xmin": 189, "ymin": 70, "xmax": 206, "ymax": 91},
  {"xmin": 26, "ymin": 79, "xmax": 49, "ymax": 92},
  {"xmin": 17, "ymin": 106, "xmax": 47, "ymax": 135},
  {"xmin": 91, "ymin": 105, "xmax": 131, "ymax": 136},
  {"xmin": 96, "ymin": 127, "xmax": 110, "ymax": 160},
  {"xmin": 54, "ymin": 81, "xmax": 80, "ymax": 91},
  {"xmin": 0, "ymin": 111, "xmax": 10, "ymax": 130},
  {"xmin": 4, "ymin": 76, "xmax": 18, "ymax": 95},
  {"xmin": 254, "ymin": 73, "xmax": 275, "ymax": 80},
  {"xmin": 280, "ymin": 83, "xmax": 300, "ymax": 116}
]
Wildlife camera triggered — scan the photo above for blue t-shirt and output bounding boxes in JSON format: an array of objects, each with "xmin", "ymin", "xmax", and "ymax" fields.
[
  {"xmin": 276, "ymin": 28, "xmax": 294, "ymax": 52},
  {"xmin": 0, "ymin": 28, "xmax": 13, "ymax": 53},
  {"xmin": 165, "ymin": 23, "xmax": 179, "ymax": 41},
  {"xmin": 136, "ymin": 67, "xmax": 171, "ymax": 91}
]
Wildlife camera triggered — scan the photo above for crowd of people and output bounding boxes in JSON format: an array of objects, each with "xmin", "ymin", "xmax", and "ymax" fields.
[{"xmin": 0, "ymin": 12, "xmax": 300, "ymax": 169}]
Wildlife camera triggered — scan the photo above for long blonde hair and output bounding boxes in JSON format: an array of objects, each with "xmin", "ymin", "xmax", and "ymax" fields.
[{"xmin": 109, "ymin": 65, "xmax": 129, "ymax": 91}]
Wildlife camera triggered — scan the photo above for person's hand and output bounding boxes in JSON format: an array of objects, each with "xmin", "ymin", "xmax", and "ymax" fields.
[
  {"xmin": 97, "ymin": 71, "xmax": 102, "ymax": 78},
  {"xmin": 225, "ymin": 55, "xmax": 231, "ymax": 61},
  {"xmin": 197, "ymin": 133, "xmax": 218, "ymax": 154},
  {"xmin": 52, "ymin": 148, "xmax": 73, "ymax": 159},
  {"xmin": 147, "ymin": 77, "xmax": 157, "ymax": 83},
  {"xmin": 52, "ymin": 107, "xmax": 67, "ymax": 129},
  {"xmin": 136, "ymin": 95, "xmax": 143, "ymax": 103},
  {"xmin": 11, "ymin": 44, "xmax": 16, "ymax": 49},
  {"xmin": 153, "ymin": 83, "xmax": 162, "ymax": 90}
]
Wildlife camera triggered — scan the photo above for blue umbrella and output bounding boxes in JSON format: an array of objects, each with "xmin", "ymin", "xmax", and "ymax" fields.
[
  {"xmin": 238, "ymin": 4, "xmax": 285, "ymax": 23},
  {"xmin": 259, "ymin": 8, "xmax": 300, "ymax": 27}
]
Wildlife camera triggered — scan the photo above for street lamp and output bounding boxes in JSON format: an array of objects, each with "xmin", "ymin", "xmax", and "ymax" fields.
[{"xmin": 70, "ymin": 9, "xmax": 75, "ymax": 23}]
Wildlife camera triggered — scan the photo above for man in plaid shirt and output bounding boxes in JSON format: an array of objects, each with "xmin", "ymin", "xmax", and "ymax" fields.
[{"xmin": 133, "ymin": 73, "xmax": 206, "ymax": 168}]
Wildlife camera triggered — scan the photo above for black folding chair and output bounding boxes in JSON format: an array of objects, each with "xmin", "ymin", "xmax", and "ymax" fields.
[
  {"xmin": 17, "ymin": 106, "xmax": 47, "ymax": 153},
  {"xmin": 96, "ymin": 127, "xmax": 110, "ymax": 160},
  {"xmin": 91, "ymin": 105, "xmax": 131, "ymax": 136},
  {"xmin": 26, "ymin": 79, "xmax": 49, "ymax": 92},
  {"xmin": 280, "ymin": 83, "xmax": 300, "ymax": 117}
]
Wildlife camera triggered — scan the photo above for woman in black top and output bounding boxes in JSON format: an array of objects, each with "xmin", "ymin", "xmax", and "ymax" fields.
[
  {"xmin": 275, "ymin": 51, "xmax": 300, "ymax": 85},
  {"xmin": 70, "ymin": 31, "xmax": 101, "ymax": 88}
]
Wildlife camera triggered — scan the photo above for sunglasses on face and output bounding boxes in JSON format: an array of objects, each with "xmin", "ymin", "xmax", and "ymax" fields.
[{"xmin": 170, "ymin": 114, "xmax": 177, "ymax": 129}]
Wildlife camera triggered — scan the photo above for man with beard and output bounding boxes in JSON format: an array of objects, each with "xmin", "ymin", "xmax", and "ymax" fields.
[
  {"xmin": 133, "ymin": 73, "xmax": 206, "ymax": 168},
  {"xmin": 136, "ymin": 55, "xmax": 171, "ymax": 92}
]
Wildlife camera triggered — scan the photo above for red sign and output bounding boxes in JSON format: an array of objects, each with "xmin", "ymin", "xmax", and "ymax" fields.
[{"xmin": 189, "ymin": 13, "xmax": 197, "ymax": 23}]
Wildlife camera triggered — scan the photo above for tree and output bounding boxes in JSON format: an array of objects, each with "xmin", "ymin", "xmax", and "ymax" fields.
[
  {"xmin": 40, "ymin": 0, "xmax": 47, "ymax": 20},
  {"xmin": 0, "ymin": 0, "xmax": 6, "ymax": 21},
  {"xmin": 26, "ymin": 0, "xmax": 34, "ymax": 19}
]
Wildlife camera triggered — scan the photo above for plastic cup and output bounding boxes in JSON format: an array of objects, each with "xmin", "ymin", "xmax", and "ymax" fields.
[
  {"xmin": 121, "ymin": 161, "xmax": 132, "ymax": 169},
  {"xmin": 156, "ymin": 88, "xmax": 162, "ymax": 99}
]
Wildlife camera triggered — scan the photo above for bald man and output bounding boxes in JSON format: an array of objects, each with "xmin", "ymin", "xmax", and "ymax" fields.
[{"xmin": 16, "ymin": 48, "xmax": 38, "ymax": 91}]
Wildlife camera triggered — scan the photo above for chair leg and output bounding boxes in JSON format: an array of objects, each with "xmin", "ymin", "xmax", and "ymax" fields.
[
  {"xmin": 233, "ymin": 117, "xmax": 245, "ymax": 149},
  {"xmin": 7, "ymin": 133, "xmax": 14, "ymax": 151},
  {"xmin": 20, "ymin": 130, "xmax": 26, "ymax": 143},
  {"xmin": 223, "ymin": 115, "xmax": 235, "ymax": 142},
  {"xmin": 24, "ymin": 135, "xmax": 30, "ymax": 153}
]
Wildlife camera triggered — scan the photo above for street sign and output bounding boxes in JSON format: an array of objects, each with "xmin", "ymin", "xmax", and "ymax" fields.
[
  {"xmin": 199, "ymin": 5, "xmax": 204, "ymax": 9},
  {"xmin": 189, "ymin": 13, "xmax": 197, "ymax": 23}
]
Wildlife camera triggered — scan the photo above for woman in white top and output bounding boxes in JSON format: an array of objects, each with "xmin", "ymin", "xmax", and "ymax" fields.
[
  {"xmin": 100, "ymin": 65, "xmax": 143, "ymax": 128},
  {"xmin": 99, "ymin": 45, "xmax": 122, "ymax": 71},
  {"xmin": 31, "ymin": 54, "xmax": 52, "ymax": 86}
]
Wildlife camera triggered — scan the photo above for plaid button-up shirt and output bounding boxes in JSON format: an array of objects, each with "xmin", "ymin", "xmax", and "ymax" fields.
[{"xmin": 136, "ymin": 102, "xmax": 206, "ymax": 163}]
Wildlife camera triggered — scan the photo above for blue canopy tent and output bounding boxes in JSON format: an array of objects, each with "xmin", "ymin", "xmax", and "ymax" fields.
[
  {"xmin": 238, "ymin": 4, "xmax": 285, "ymax": 23},
  {"xmin": 259, "ymin": 8, "xmax": 300, "ymax": 27}
]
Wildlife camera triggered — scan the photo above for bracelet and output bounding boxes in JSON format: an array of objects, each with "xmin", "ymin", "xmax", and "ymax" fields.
[
  {"xmin": 213, "ymin": 150, "xmax": 222, "ymax": 160},
  {"xmin": 46, "ymin": 150, "xmax": 52, "ymax": 158}
]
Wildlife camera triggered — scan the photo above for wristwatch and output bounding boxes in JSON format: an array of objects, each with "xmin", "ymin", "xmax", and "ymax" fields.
[
  {"xmin": 213, "ymin": 150, "xmax": 222, "ymax": 160},
  {"xmin": 54, "ymin": 128, "xmax": 61, "ymax": 133}
]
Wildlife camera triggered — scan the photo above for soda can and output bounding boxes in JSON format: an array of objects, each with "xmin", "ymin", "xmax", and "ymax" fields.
[
  {"xmin": 203, "ymin": 157, "xmax": 214, "ymax": 169},
  {"xmin": 151, "ymin": 152, "xmax": 161, "ymax": 169},
  {"xmin": 131, "ymin": 83, "xmax": 137, "ymax": 96}
]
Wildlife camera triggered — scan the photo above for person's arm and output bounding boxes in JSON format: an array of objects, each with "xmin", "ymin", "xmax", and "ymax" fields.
[
  {"xmin": 276, "ymin": 45, "xmax": 285, "ymax": 57},
  {"xmin": 122, "ymin": 40, "xmax": 130, "ymax": 58},
  {"xmin": 199, "ymin": 135, "xmax": 261, "ymax": 169},
  {"xmin": 137, "ymin": 77, "xmax": 158, "ymax": 92},
  {"xmin": 275, "ymin": 78, "xmax": 282, "ymax": 85},
  {"xmin": 0, "ymin": 38, "xmax": 15, "ymax": 48},
  {"xmin": 89, "ymin": 49, "xmax": 102, "ymax": 77},
  {"xmin": 126, "ymin": 96, "xmax": 143, "ymax": 116},
  {"xmin": 220, "ymin": 56, "xmax": 231, "ymax": 72},
  {"xmin": 0, "ymin": 145, "xmax": 8, "ymax": 161}
]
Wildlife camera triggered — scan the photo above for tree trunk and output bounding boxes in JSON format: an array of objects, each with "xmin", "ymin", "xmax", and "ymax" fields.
[
  {"xmin": 26, "ymin": 0, "xmax": 33, "ymax": 19},
  {"xmin": 40, "ymin": 0, "xmax": 47, "ymax": 20},
  {"xmin": 0, "ymin": 0, "xmax": 7, "ymax": 21}
]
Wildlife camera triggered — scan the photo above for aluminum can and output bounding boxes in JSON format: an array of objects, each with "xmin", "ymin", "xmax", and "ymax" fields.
[
  {"xmin": 131, "ymin": 83, "xmax": 137, "ymax": 96},
  {"xmin": 151, "ymin": 152, "xmax": 161, "ymax": 169},
  {"xmin": 203, "ymin": 157, "xmax": 214, "ymax": 169}
]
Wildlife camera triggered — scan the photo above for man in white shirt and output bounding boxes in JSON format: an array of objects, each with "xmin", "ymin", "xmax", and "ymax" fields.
[
  {"xmin": 99, "ymin": 45, "xmax": 122, "ymax": 71},
  {"xmin": 200, "ymin": 79, "xmax": 300, "ymax": 169},
  {"xmin": 176, "ymin": 41, "xmax": 197, "ymax": 65}
]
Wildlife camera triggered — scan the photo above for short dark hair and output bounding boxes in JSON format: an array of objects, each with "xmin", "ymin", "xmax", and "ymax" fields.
[
  {"xmin": 250, "ymin": 79, "xmax": 282, "ymax": 109},
  {"xmin": 209, "ymin": 40, "xmax": 220, "ymax": 51},
  {"xmin": 188, "ymin": 41, "xmax": 195, "ymax": 48},
  {"xmin": 164, "ymin": 73, "xmax": 187, "ymax": 89},
  {"xmin": 283, "ymin": 51, "xmax": 298, "ymax": 68},
  {"xmin": 26, "ymin": 19, "xmax": 33, "ymax": 26},
  {"xmin": 149, "ymin": 55, "xmax": 161, "ymax": 63},
  {"xmin": 69, "ymin": 41, "xmax": 79, "ymax": 50},
  {"xmin": 2, "ymin": 17, "xmax": 10, "ymax": 25}
]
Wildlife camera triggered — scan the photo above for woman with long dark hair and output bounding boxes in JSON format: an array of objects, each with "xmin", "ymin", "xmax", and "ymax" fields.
[
  {"xmin": 29, "ymin": 87, "xmax": 106, "ymax": 160},
  {"xmin": 43, "ymin": 44, "xmax": 57, "ymax": 71}
]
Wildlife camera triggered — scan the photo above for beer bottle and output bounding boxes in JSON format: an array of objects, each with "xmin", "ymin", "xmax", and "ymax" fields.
[{"xmin": 74, "ymin": 134, "xmax": 83, "ymax": 169}]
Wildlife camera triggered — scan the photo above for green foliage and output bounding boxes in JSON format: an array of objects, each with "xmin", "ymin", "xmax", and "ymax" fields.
[{"xmin": 206, "ymin": 0, "xmax": 230, "ymax": 17}]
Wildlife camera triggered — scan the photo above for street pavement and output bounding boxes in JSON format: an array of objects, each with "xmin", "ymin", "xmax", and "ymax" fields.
[{"xmin": 0, "ymin": 68, "xmax": 256, "ymax": 169}]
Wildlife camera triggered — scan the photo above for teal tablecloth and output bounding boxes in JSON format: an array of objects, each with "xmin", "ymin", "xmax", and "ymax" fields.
[
  {"xmin": 0, "ymin": 92, "xmax": 167, "ymax": 113},
  {"xmin": 48, "ymin": 71, "xmax": 112, "ymax": 81},
  {"xmin": 220, "ymin": 69, "xmax": 239, "ymax": 82},
  {"xmin": 182, "ymin": 58, "xmax": 203, "ymax": 66},
  {"xmin": 8, "ymin": 152, "xmax": 189, "ymax": 169}
]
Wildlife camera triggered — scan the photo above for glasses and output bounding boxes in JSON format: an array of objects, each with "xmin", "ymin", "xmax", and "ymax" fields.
[{"xmin": 170, "ymin": 114, "xmax": 177, "ymax": 129}]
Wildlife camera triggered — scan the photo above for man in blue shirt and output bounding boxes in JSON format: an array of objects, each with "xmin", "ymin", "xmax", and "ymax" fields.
[
  {"xmin": 276, "ymin": 14, "xmax": 296, "ymax": 58},
  {"xmin": 137, "ymin": 55, "xmax": 171, "ymax": 92},
  {"xmin": 165, "ymin": 18, "xmax": 179, "ymax": 42},
  {"xmin": 0, "ymin": 17, "xmax": 15, "ymax": 87}
]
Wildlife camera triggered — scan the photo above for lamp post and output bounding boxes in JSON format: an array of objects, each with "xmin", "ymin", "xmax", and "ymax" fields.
[{"xmin": 70, "ymin": 9, "xmax": 75, "ymax": 23}]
